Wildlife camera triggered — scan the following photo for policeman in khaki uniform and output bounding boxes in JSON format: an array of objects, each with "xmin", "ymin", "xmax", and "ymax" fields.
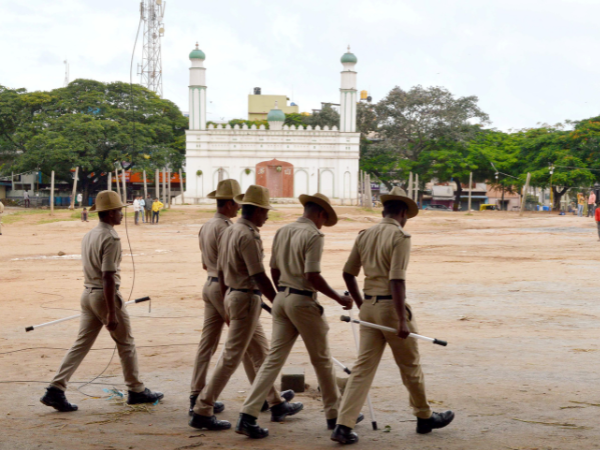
[
  {"xmin": 41, "ymin": 191, "xmax": 163, "ymax": 412},
  {"xmin": 190, "ymin": 185, "xmax": 301, "ymax": 431},
  {"xmin": 331, "ymin": 187, "xmax": 454, "ymax": 445},
  {"xmin": 236, "ymin": 193, "xmax": 362, "ymax": 439},
  {"xmin": 190, "ymin": 180, "xmax": 293, "ymax": 416}
]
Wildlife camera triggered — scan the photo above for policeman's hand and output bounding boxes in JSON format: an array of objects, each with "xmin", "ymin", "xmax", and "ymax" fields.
[
  {"xmin": 397, "ymin": 320, "xmax": 410, "ymax": 339},
  {"xmin": 338, "ymin": 294, "xmax": 353, "ymax": 310},
  {"xmin": 106, "ymin": 312, "xmax": 119, "ymax": 331}
]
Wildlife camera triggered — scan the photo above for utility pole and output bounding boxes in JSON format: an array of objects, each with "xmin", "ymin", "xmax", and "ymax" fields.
[
  {"xmin": 143, "ymin": 170, "xmax": 148, "ymax": 199},
  {"xmin": 415, "ymin": 173, "xmax": 419, "ymax": 203},
  {"xmin": 155, "ymin": 168, "xmax": 160, "ymax": 199},
  {"xmin": 121, "ymin": 169, "xmax": 127, "ymax": 203},
  {"xmin": 107, "ymin": 172, "xmax": 112, "ymax": 191},
  {"xmin": 63, "ymin": 60, "xmax": 69, "ymax": 87},
  {"xmin": 520, "ymin": 172, "xmax": 531, "ymax": 217},
  {"xmin": 138, "ymin": 0, "xmax": 166, "ymax": 97},
  {"xmin": 116, "ymin": 168, "xmax": 122, "ymax": 198},
  {"xmin": 468, "ymin": 172, "xmax": 473, "ymax": 212},
  {"xmin": 70, "ymin": 167, "xmax": 79, "ymax": 210},
  {"xmin": 179, "ymin": 169, "xmax": 185, "ymax": 204},
  {"xmin": 50, "ymin": 171, "xmax": 55, "ymax": 215},
  {"xmin": 408, "ymin": 172, "xmax": 413, "ymax": 200}
]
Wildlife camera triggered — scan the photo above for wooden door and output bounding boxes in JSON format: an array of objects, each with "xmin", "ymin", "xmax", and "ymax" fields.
[{"xmin": 256, "ymin": 159, "xmax": 294, "ymax": 197}]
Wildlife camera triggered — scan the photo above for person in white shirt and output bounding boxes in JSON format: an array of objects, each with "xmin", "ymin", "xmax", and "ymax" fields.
[
  {"xmin": 133, "ymin": 197, "xmax": 141, "ymax": 225},
  {"xmin": 24, "ymin": 190, "xmax": 30, "ymax": 208},
  {"xmin": 139, "ymin": 197, "xmax": 146, "ymax": 223}
]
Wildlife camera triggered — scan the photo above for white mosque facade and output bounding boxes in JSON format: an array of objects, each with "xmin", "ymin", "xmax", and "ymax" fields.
[{"xmin": 184, "ymin": 45, "xmax": 360, "ymax": 204}]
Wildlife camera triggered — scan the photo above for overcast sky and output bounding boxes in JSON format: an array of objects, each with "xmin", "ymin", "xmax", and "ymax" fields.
[{"xmin": 1, "ymin": 0, "xmax": 600, "ymax": 131}]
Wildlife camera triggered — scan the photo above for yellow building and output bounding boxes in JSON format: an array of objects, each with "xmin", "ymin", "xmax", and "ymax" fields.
[{"xmin": 248, "ymin": 89, "xmax": 299, "ymax": 121}]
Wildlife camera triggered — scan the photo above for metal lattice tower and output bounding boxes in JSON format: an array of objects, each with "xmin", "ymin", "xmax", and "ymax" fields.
[{"xmin": 138, "ymin": 0, "xmax": 166, "ymax": 97}]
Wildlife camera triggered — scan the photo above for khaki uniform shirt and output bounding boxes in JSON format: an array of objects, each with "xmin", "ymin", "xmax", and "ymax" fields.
[
  {"xmin": 217, "ymin": 217, "xmax": 265, "ymax": 289},
  {"xmin": 82, "ymin": 222, "xmax": 122, "ymax": 289},
  {"xmin": 0, "ymin": 201, "xmax": 4, "ymax": 214},
  {"xmin": 199, "ymin": 213, "xmax": 232, "ymax": 277},
  {"xmin": 270, "ymin": 217, "xmax": 324, "ymax": 291},
  {"xmin": 343, "ymin": 218, "xmax": 411, "ymax": 296}
]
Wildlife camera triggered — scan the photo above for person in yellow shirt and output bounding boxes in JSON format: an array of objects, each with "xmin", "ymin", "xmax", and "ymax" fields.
[
  {"xmin": 152, "ymin": 198, "xmax": 164, "ymax": 224},
  {"xmin": 577, "ymin": 193, "xmax": 585, "ymax": 217}
]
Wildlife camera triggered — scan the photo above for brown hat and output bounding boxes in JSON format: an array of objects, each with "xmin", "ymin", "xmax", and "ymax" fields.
[
  {"xmin": 379, "ymin": 186, "xmax": 419, "ymax": 219},
  {"xmin": 299, "ymin": 193, "xmax": 338, "ymax": 227},
  {"xmin": 234, "ymin": 185, "xmax": 274, "ymax": 210},
  {"xmin": 90, "ymin": 190, "xmax": 129, "ymax": 212},
  {"xmin": 207, "ymin": 179, "xmax": 242, "ymax": 200}
]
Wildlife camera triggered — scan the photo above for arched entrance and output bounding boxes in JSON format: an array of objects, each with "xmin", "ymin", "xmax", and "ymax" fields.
[{"xmin": 256, "ymin": 159, "xmax": 294, "ymax": 197}]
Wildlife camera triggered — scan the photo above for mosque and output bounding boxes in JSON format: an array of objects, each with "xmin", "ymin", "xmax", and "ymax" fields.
[{"xmin": 183, "ymin": 44, "xmax": 360, "ymax": 204}]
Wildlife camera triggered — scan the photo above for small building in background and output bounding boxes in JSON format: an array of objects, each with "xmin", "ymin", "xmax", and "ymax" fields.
[{"xmin": 248, "ymin": 89, "xmax": 299, "ymax": 121}]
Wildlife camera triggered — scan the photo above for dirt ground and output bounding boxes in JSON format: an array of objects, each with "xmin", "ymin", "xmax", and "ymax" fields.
[{"xmin": 1, "ymin": 205, "xmax": 599, "ymax": 450}]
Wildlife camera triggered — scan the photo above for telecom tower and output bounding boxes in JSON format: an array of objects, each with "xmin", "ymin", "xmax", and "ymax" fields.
[{"xmin": 138, "ymin": 0, "xmax": 166, "ymax": 97}]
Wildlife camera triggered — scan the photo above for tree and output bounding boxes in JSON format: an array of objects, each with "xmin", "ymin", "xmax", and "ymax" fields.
[
  {"xmin": 304, "ymin": 104, "xmax": 340, "ymax": 129},
  {"xmin": 0, "ymin": 79, "xmax": 187, "ymax": 204},
  {"xmin": 364, "ymin": 85, "xmax": 490, "ymax": 191}
]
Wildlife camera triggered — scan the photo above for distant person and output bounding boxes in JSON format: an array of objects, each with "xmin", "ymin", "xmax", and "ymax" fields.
[
  {"xmin": 577, "ymin": 193, "xmax": 584, "ymax": 217},
  {"xmin": 139, "ymin": 196, "xmax": 146, "ymax": 223},
  {"xmin": 23, "ymin": 190, "xmax": 30, "ymax": 208},
  {"xmin": 77, "ymin": 193, "xmax": 83, "ymax": 207},
  {"xmin": 133, "ymin": 197, "xmax": 141, "ymax": 225},
  {"xmin": 40, "ymin": 190, "xmax": 163, "ymax": 412},
  {"xmin": 595, "ymin": 205, "xmax": 600, "ymax": 241},
  {"xmin": 144, "ymin": 195, "xmax": 153, "ymax": 224},
  {"xmin": 81, "ymin": 207, "xmax": 89, "ymax": 222},
  {"xmin": 0, "ymin": 199, "xmax": 4, "ymax": 235},
  {"xmin": 152, "ymin": 198, "xmax": 164, "ymax": 224},
  {"xmin": 588, "ymin": 191, "xmax": 596, "ymax": 217}
]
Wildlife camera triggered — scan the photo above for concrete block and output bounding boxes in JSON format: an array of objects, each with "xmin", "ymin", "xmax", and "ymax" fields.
[{"xmin": 281, "ymin": 367, "xmax": 305, "ymax": 393}]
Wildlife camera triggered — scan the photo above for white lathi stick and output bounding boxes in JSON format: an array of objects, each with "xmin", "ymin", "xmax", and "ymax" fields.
[
  {"xmin": 25, "ymin": 297, "xmax": 151, "ymax": 332},
  {"xmin": 340, "ymin": 315, "xmax": 448, "ymax": 346}
]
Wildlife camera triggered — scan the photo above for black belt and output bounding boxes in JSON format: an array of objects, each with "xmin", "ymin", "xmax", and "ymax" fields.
[
  {"xmin": 230, "ymin": 288, "xmax": 262, "ymax": 296},
  {"xmin": 364, "ymin": 295, "xmax": 392, "ymax": 300},
  {"xmin": 278, "ymin": 286, "xmax": 315, "ymax": 298},
  {"xmin": 208, "ymin": 276, "xmax": 219, "ymax": 282},
  {"xmin": 89, "ymin": 287, "xmax": 120, "ymax": 291}
]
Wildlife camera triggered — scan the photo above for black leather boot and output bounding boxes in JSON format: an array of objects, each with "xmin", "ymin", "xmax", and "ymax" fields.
[
  {"xmin": 326, "ymin": 413, "xmax": 364, "ymax": 430},
  {"xmin": 270, "ymin": 401, "xmax": 303, "ymax": 422},
  {"xmin": 189, "ymin": 413, "xmax": 231, "ymax": 430},
  {"xmin": 40, "ymin": 387, "xmax": 78, "ymax": 412},
  {"xmin": 235, "ymin": 413, "xmax": 269, "ymax": 439},
  {"xmin": 330, "ymin": 425, "xmax": 358, "ymax": 445},
  {"xmin": 260, "ymin": 389, "xmax": 295, "ymax": 412},
  {"xmin": 189, "ymin": 395, "xmax": 223, "ymax": 416},
  {"xmin": 127, "ymin": 388, "xmax": 164, "ymax": 405},
  {"xmin": 416, "ymin": 411, "xmax": 455, "ymax": 434}
]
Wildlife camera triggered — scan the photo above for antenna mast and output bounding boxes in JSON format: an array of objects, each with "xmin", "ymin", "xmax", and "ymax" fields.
[
  {"xmin": 138, "ymin": 0, "xmax": 166, "ymax": 97},
  {"xmin": 63, "ymin": 60, "xmax": 69, "ymax": 87}
]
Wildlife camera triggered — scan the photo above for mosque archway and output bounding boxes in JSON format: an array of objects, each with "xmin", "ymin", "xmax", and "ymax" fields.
[
  {"xmin": 294, "ymin": 169, "xmax": 309, "ymax": 197},
  {"xmin": 320, "ymin": 169, "xmax": 335, "ymax": 198}
]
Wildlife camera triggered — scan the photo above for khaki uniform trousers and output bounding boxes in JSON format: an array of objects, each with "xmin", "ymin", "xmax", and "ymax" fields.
[
  {"xmin": 190, "ymin": 278, "xmax": 268, "ymax": 395},
  {"xmin": 50, "ymin": 288, "xmax": 145, "ymax": 393},
  {"xmin": 242, "ymin": 291, "xmax": 340, "ymax": 419},
  {"xmin": 337, "ymin": 299, "xmax": 432, "ymax": 428},
  {"xmin": 193, "ymin": 290, "xmax": 281, "ymax": 416}
]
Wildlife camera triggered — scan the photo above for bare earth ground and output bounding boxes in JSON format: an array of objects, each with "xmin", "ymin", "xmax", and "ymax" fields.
[{"xmin": 1, "ymin": 205, "xmax": 599, "ymax": 450}]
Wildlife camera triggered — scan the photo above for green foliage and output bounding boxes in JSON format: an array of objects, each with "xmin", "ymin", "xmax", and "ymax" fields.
[{"xmin": 0, "ymin": 79, "xmax": 188, "ymax": 203}]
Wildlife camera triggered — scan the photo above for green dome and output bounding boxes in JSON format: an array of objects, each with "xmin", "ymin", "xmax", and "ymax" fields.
[
  {"xmin": 189, "ymin": 44, "xmax": 205, "ymax": 60},
  {"xmin": 341, "ymin": 52, "xmax": 357, "ymax": 64},
  {"xmin": 267, "ymin": 108, "xmax": 285, "ymax": 122}
]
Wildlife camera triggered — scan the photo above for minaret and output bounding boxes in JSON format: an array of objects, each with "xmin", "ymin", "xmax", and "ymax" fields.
[
  {"xmin": 339, "ymin": 46, "xmax": 358, "ymax": 132},
  {"xmin": 189, "ymin": 43, "xmax": 206, "ymax": 130}
]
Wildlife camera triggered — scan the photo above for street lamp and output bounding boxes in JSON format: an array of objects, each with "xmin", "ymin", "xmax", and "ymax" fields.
[{"xmin": 549, "ymin": 164, "xmax": 554, "ymax": 211}]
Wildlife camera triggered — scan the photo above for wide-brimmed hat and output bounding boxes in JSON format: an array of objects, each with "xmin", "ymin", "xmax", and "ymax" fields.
[
  {"xmin": 299, "ymin": 193, "xmax": 338, "ymax": 227},
  {"xmin": 234, "ymin": 185, "xmax": 274, "ymax": 210},
  {"xmin": 90, "ymin": 190, "xmax": 129, "ymax": 212},
  {"xmin": 379, "ymin": 186, "xmax": 419, "ymax": 219},
  {"xmin": 207, "ymin": 179, "xmax": 242, "ymax": 200}
]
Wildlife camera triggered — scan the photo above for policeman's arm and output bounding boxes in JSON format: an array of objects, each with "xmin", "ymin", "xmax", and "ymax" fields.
[
  {"xmin": 342, "ymin": 272, "xmax": 363, "ymax": 309},
  {"xmin": 102, "ymin": 271, "xmax": 119, "ymax": 331},
  {"xmin": 306, "ymin": 272, "xmax": 352, "ymax": 309},
  {"xmin": 390, "ymin": 279, "xmax": 409, "ymax": 339},
  {"xmin": 252, "ymin": 272, "xmax": 277, "ymax": 303},
  {"xmin": 218, "ymin": 270, "xmax": 227, "ymax": 298},
  {"xmin": 271, "ymin": 268, "xmax": 281, "ymax": 287}
]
